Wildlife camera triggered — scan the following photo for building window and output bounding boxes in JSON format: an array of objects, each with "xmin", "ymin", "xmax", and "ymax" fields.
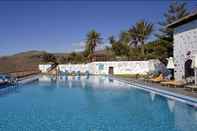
[{"xmin": 98, "ymin": 64, "xmax": 104, "ymax": 70}]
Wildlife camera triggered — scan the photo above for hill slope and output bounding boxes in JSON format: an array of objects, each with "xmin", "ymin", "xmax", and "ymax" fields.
[
  {"xmin": 0, "ymin": 51, "xmax": 45, "ymax": 73},
  {"xmin": 0, "ymin": 50, "xmax": 107, "ymax": 73}
]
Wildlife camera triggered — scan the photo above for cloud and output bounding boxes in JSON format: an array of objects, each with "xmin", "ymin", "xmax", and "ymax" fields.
[{"xmin": 71, "ymin": 41, "xmax": 86, "ymax": 52}]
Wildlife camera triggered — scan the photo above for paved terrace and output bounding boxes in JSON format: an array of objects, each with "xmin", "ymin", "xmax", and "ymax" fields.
[{"xmin": 114, "ymin": 76, "xmax": 197, "ymax": 99}]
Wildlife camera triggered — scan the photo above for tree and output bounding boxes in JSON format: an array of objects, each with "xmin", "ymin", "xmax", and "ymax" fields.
[
  {"xmin": 128, "ymin": 29, "xmax": 138, "ymax": 48},
  {"xmin": 67, "ymin": 52, "xmax": 86, "ymax": 64},
  {"xmin": 128, "ymin": 47, "xmax": 142, "ymax": 60},
  {"xmin": 157, "ymin": 1, "xmax": 189, "ymax": 57},
  {"xmin": 108, "ymin": 35, "xmax": 129, "ymax": 58},
  {"xmin": 119, "ymin": 31, "xmax": 131, "ymax": 45},
  {"xmin": 109, "ymin": 36, "xmax": 116, "ymax": 45},
  {"xmin": 131, "ymin": 20, "xmax": 153, "ymax": 56},
  {"xmin": 57, "ymin": 56, "xmax": 68, "ymax": 64},
  {"xmin": 108, "ymin": 36, "xmax": 119, "ymax": 56},
  {"xmin": 42, "ymin": 52, "xmax": 57, "ymax": 63},
  {"xmin": 84, "ymin": 30, "xmax": 102, "ymax": 56},
  {"xmin": 144, "ymin": 40, "xmax": 168, "ymax": 59}
]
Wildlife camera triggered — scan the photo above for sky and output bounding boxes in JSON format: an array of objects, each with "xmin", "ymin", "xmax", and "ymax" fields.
[{"xmin": 0, "ymin": 0, "xmax": 196, "ymax": 56}]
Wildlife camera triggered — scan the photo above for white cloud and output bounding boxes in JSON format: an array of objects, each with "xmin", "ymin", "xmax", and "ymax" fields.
[{"xmin": 70, "ymin": 41, "xmax": 86, "ymax": 52}]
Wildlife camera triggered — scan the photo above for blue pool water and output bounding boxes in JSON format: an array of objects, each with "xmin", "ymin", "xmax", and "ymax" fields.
[{"xmin": 0, "ymin": 75, "xmax": 197, "ymax": 131}]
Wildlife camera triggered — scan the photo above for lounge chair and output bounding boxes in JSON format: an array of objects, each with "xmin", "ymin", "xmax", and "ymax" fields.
[
  {"xmin": 160, "ymin": 80, "xmax": 174, "ymax": 86},
  {"xmin": 185, "ymin": 85, "xmax": 197, "ymax": 92},
  {"xmin": 160, "ymin": 80, "xmax": 186, "ymax": 88},
  {"xmin": 144, "ymin": 75, "xmax": 154, "ymax": 82},
  {"xmin": 149, "ymin": 74, "xmax": 164, "ymax": 83}
]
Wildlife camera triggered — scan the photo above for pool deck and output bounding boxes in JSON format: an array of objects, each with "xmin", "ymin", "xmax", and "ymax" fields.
[{"xmin": 114, "ymin": 76, "xmax": 197, "ymax": 99}]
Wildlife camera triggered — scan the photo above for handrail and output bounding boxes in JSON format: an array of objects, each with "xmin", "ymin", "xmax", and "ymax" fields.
[{"xmin": 47, "ymin": 63, "xmax": 58, "ymax": 72}]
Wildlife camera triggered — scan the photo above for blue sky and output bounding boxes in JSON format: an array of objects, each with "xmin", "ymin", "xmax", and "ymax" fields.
[{"xmin": 0, "ymin": 0, "xmax": 196, "ymax": 56}]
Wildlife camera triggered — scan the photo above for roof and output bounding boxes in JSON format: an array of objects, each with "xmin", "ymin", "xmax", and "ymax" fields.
[
  {"xmin": 166, "ymin": 11, "xmax": 197, "ymax": 28},
  {"xmin": 89, "ymin": 50, "xmax": 107, "ymax": 56}
]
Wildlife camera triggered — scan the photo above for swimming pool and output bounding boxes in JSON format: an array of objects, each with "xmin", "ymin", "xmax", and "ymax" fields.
[{"xmin": 0, "ymin": 75, "xmax": 197, "ymax": 131}]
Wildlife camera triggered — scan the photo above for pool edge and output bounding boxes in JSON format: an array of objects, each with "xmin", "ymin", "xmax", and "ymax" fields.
[{"xmin": 111, "ymin": 76, "xmax": 197, "ymax": 107}]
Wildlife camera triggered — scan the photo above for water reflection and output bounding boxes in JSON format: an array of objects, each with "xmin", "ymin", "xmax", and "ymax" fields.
[
  {"xmin": 0, "ymin": 86, "xmax": 19, "ymax": 97},
  {"xmin": 192, "ymin": 109, "xmax": 197, "ymax": 121},
  {"xmin": 38, "ymin": 75, "xmax": 129, "ymax": 89},
  {"xmin": 150, "ymin": 91, "xmax": 156, "ymax": 101},
  {"xmin": 167, "ymin": 99, "xmax": 175, "ymax": 113}
]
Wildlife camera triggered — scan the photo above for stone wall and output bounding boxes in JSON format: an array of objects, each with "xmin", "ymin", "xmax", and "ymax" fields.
[{"xmin": 173, "ymin": 20, "xmax": 197, "ymax": 80}]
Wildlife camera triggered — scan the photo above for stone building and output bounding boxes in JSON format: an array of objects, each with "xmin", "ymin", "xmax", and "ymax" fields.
[{"xmin": 167, "ymin": 12, "xmax": 197, "ymax": 80}]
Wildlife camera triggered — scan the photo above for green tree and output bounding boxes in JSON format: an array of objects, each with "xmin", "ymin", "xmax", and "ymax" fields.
[
  {"xmin": 68, "ymin": 52, "xmax": 77, "ymax": 63},
  {"xmin": 131, "ymin": 20, "xmax": 153, "ymax": 56},
  {"xmin": 157, "ymin": 1, "xmax": 189, "ymax": 56},
  {"xmin": 84, "ymin": 30, "xmax": 102, "ymax": 56},
  {"xmin": 119, "ymin": 31, "xmax": 131, "ymax": 45},
  {"xmin": 108, "ymin": 35, "xmax": 129, "ymax": 57},
  {"xmin": 57, "ymin": 56, "xmax": 69, "ymax": 64},
  {"xmin": 128, "ymin": 48, "xmax": 142, "ymax": 60},
  {"xmin": 42, "ymin": 52, "xmax": 57, "ymax": 63},
  {"xmin": 109, "ymin": 36, "xmax": 116, "ymax": 45},
  {"xmin": 145, "ymin": 40, "xmax": 168, "ymax": 59},
  {"xmin": 67, "ymin": 52, "xmax": 86, "ymax": 64}
]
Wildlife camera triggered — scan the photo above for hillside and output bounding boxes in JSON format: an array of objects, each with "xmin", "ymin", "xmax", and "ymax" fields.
[
  {"xmin": 0, "ymin": 51, "xmax": 46, "ymax": 73},
  {"xmin": 0, "ymin": 50, "xmax": 108, "ymax": 73}
]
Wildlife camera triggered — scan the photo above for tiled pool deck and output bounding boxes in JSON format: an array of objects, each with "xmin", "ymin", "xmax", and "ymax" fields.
[{"xmin": 114, "ymin": 76, "xmax": 197, "ymax": 100}]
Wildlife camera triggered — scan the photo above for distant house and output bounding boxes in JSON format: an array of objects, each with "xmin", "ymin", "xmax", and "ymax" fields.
[
  {"xmin": 89, "ymin": 53, "xmax": 108, "ymax": 62},
  {"xmin": 167, "ymin": 12, "xmax": 197, "ymax": 80},
  {"xmin": 88, "ymin": 51, "xmax": 109, "ymax": 62}
]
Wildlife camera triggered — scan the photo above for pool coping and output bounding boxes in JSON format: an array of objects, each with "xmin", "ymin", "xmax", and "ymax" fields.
[{"xmin": 111, "ymin": 76, "xmax": 197, "ymax": 107}]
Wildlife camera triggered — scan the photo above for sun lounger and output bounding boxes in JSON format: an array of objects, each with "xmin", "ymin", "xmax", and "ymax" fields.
[
  {"xmin": 144, "ymin": 76, "xmax": 154, "ymax": 82},
  {"xmin": 160, "ymin": 80, "xmax": 186, "ymax": 88},
  {"xmin": 149, "ymin": 74, "xmax": 164, "ymax": 83},
  {"xmin": 160, "ymin": 80, "xmax": 174, "ymax": 86},
  {"xmin": 185, "ymin": 85, "xmax": 197, "ymax": 92}
]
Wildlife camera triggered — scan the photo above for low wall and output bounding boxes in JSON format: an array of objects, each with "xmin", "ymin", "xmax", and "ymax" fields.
[
  {"xmin": 58, "ymin": 64, "xmax": 88, "ymax": 73},
  {"xmin": 39, "ymin": 64, "xmax": 52, "ymax": 73},
  {"xmin": 88, "ymin": 61, "xmax": 150, "ymax": 75},
  {"xmin": 39, "ymin": 60, "xmax": 159, "ymax": 75}
]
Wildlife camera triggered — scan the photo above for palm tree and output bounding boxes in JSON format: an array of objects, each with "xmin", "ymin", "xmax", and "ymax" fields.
[
  {"xmin": 128, "ymin": 29, "xmax": 138, "ymax": 48},
  {"xmin": 85, "ymin": 30, "xmax": 102, "ymax": 56},
  {"xmin": 119, "ymin": 31, "xmax": 131, "ymax": 44},
  {"xmin": 130, "ymin": 20, "xmax": 153, "ymax": 56},
  {"xmin": 118, "ymin": 31, "xmax": 138, "ymax": 48},
  {"xmin": 108, "ymin": 35, "xmax": 116, "ymax": 45}
]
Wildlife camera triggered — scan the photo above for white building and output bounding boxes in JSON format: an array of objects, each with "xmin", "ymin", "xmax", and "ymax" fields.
[
  {"xmin": 167, "ymin": 12, "xmax": 197, "ymax": 80},
  {"xmin": 39, "ymin": 60, "xmax": 159, "ymax": 75}
]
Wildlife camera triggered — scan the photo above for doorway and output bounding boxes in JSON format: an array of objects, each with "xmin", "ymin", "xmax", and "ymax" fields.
[
  {"xmin": 108, "ymin": 67, "xmax": 114, "ymax": 75},
  {"xmin": 184, "ymin": 59, "xmax": 194, "ymax": 78}
]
